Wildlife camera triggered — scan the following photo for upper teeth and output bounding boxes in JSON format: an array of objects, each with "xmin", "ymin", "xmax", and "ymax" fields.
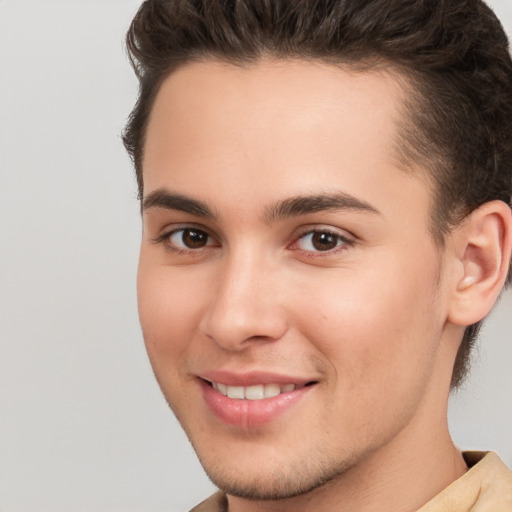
[{"xmin": 212, "ymin": 382, "xmax": 296, "ymax": 400}]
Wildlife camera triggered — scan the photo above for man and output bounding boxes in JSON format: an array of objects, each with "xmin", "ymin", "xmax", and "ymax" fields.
[{"xmin": 123, "ymin": 1, "xmax": 512, "ymax": 510}]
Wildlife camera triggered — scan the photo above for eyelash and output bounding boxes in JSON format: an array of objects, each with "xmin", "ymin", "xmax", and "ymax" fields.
[
  {"xmin": 152, "ymin": 226, "xmax": 218, "ymax": 255},
  {"xmin": 153, "ymin": 226, "xmax": 355, "ymax": 256},
  {"xmin": 289, "ymin": 228, "xmax": 354, "ymax": 256}
]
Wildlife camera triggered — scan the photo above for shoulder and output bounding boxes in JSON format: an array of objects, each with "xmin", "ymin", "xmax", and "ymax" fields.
[{"xmin": 189, "ymin": 491, "xmax": 227, "ymax": 512}]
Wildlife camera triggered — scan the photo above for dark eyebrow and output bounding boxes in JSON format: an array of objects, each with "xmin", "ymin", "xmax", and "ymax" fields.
[
  {"xmin": 265, "ymin": 192, "xmax": 381, "ymax": 222},
  {"xmin": 142, "ymin": 189, "xmax": 215, "ymax": 218}
]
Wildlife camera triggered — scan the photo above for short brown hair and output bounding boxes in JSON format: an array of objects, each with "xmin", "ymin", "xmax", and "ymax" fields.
[{"xmin": 123, "ymin": 0, "xmax": 512, "ymax": 388}]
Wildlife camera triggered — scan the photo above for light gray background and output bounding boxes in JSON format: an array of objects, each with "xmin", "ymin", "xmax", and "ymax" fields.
[{"xmin": 0, "ymin": 1, "xmax": 511, "ymax": 511}]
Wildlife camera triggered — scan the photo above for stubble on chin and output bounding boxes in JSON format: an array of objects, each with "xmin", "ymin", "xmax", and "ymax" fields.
[{"xmin": 195, "ymin": 447, "xmax": 363, "ymax": 502}]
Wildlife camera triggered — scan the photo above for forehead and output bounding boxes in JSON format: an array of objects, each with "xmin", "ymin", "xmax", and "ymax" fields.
[
  {"xmin": 143, "ymin": 58, "xmax": 430, "ymax": 225},
  {"xmin": 144, "ymin": 58, "xmax": 405, "ymax": 171}
]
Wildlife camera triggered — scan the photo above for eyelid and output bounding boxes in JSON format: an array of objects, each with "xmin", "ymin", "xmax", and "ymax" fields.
[
  {"xmin": 289, "ymin": 225, "xmax": 356, "ymax": 254},
  {"xmin": 152, "ymin": 223, "xmax": 220, "ymax": 252},
  {"xmin": 152, "ymin": 222, "xmax": 212, "ymax": 241}
]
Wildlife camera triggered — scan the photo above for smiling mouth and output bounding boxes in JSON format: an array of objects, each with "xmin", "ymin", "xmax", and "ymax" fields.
[{"xmin": 204, "ymin": 380, "xmax": 317, "ymax": 400}]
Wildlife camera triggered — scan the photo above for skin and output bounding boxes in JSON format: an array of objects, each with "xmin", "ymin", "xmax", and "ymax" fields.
[{"xmin": 138, "ymin": 59, "xmax": 481, "ymax": 512}]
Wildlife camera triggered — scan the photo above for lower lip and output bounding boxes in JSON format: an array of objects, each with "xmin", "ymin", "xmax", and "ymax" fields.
[{"xmin": 200, "ymin": 380, "xmax": 314, "ymax": 428}]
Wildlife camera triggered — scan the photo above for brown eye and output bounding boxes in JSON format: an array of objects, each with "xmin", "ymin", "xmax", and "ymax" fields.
[
  {"xmin": 181, "ymin": 229, "xmax": 208, "ymax": 248},
  {"xmin": 294, "ymin": 230, "xmax": 351, "ymax": 253},
  {"xmin": 167, "ymin": 228, "xmax": 213, "ymax": 250},
  {"xmin": 310, "ymin": 232, "xmax": 339, "ymax": 251}
]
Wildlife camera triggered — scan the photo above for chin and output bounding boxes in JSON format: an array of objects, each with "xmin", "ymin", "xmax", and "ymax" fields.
[{"xmin": 196, "ymin": 448, "xmax": 356, "ymax": 501}]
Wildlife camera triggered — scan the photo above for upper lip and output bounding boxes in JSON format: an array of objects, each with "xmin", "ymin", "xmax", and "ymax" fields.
[{"xmin": 199, "ymin": 370, "xmax": 316, "ymax": 387}]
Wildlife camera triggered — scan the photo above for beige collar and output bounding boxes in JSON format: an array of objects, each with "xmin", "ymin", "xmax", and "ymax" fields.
[{"xmin": 418, "ymin": 451, "xmax": 512, "ymax": 511}]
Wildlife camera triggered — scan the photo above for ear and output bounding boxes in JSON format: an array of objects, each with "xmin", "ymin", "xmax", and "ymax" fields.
[{"xmin": 447, "ymin": 200, "xmax": 512, "ymax": 327}]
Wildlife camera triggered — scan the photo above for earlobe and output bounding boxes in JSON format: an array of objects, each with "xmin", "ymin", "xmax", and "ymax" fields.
[{"xmin": 448, "ymin": 200, "xmax": 512, "ymax": 327}]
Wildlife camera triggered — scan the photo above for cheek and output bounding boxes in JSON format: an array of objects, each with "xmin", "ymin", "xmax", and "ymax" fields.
[
  {"xmin": 290, "ymin": 261, "xmax": 442, "ymax": 445},
  {"xmin": 292, "ymin": 253, "xmax": 442, "ymax": 391},
  {"xmin": 137, "ymin": 258, "xmax": 201, "ymax": 371}
]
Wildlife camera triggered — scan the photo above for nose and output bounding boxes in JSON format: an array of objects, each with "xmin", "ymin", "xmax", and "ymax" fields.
[{"xmin": 200, "ymin": 249, "xmax": 288, "ymax": 352}]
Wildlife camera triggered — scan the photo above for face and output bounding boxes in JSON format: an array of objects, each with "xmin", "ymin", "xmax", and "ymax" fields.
[{"xmin": 138, "ymin": 60, "xmax": 455, "ymax": 500}]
